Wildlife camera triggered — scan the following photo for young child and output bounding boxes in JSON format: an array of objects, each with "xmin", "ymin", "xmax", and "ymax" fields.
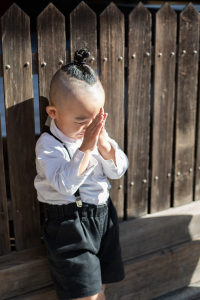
[{"xmin": 34, "ymin": 48, "xmax": 129, "ymax": 300}]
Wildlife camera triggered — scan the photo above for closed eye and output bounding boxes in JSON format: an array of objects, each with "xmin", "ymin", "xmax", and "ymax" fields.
[{"xmin": 77, "ymin": 122, "xmax": 85, "ymax": 125}]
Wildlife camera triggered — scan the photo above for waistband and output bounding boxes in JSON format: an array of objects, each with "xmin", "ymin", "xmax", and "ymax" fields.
[{"xmin": 45, "ymin": 196, "xmax": 110, "ymax": 219}]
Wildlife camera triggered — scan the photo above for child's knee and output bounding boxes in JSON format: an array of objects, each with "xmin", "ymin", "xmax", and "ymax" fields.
[{"xmin": 70, "ymin": 285, "xmax": 106, "ymax": 300}]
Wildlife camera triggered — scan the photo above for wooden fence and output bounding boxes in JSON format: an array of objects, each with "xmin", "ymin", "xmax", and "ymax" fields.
[{"xmin": 1, "ymin": 1, "xmax": 200, "ymax": 299}]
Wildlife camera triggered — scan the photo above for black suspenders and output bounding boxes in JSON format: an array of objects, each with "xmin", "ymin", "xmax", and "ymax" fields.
[{"xmin": 43, "ymin": 125, "xmax": 82, "ymax": 207}]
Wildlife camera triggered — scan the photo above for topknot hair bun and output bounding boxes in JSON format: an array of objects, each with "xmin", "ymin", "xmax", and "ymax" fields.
[{"xmin": 74, "ymin": 48, "xmax": 90, "ymax": 63}]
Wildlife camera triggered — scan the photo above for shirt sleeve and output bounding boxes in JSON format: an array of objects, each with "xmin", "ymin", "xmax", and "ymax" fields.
[
  {"xmin": 97, "ymin": 130, "xmax": 129, "ymax": 179},
  {"xmin": 35, "ymin": 141, "xmax": 98, "ymax": 196}
]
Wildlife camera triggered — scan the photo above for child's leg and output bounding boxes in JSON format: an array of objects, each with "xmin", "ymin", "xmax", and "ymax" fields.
[{"xmin": 71, "ymin": 284, "xmax": 106, "ymax": 300}]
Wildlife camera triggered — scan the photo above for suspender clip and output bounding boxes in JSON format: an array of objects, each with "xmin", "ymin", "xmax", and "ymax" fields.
[{"xmin": 75, "ymin": 196, "xmax": 82, "ymax": 207}]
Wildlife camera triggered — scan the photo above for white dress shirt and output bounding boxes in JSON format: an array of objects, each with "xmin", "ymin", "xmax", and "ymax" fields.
[{"xmin": 34, "ymin": 119, "xmax": 129, "ymax": 206}]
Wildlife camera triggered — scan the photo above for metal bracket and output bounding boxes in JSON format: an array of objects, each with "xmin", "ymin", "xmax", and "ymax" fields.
[{"xmin": 75, "ymin": 196, "xmax": 82, "ymax": 207}]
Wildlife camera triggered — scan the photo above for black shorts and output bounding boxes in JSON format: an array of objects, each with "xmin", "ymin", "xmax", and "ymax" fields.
[{"xmin": 42, "ymin": 196, "xmax": 125, "ymax": 300}]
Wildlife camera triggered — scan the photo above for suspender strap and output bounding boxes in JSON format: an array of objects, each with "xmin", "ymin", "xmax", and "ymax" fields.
[{"xmin": 43, "ymin": 125, "xmax": 82, "ymax": 205}]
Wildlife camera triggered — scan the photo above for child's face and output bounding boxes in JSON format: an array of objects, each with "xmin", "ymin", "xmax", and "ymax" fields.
[{"xmin": 47, "ymin": 82, "xmax": 105, "ymax": 140}]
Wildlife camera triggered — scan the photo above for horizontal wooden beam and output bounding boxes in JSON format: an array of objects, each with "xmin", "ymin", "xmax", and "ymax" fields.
[
  {"xmin": 0, "ymin": 245, "xmax": 52, "ymax": 299},
  {"xmin": 105, "ymin": 236, "xmax": 200, "ymax": 300},
  {"xmin": 2, "ymin": 43, "xmax": 200, "ymax": 78},
  {"xmin": 120, "ymin": 199, "xmax": 200, "ymax": 261},
  {"xmin": 7, "ymin": 285, "xmax": 56, "ymax": 300}
]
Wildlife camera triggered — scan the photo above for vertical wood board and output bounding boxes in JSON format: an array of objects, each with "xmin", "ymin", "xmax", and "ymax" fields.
[
  {"xmin": 174, "ymin": 3, "xmax": 199, "ymax": 207},
  {"xmin": 1, "ymin": 3, "xmax": 41, "ymax": 251},
  {"xmin": 0, "ymin": 114, "xmax": 10, "ymax": 255},
  {"xmin": 194, "ymin": 13, "xmax": 200, "ymax": 201},
  {"xmin": 70, "ymin": 1, "xmax": 97, "ymax": 72},
  {"xmin": 127, "ymin": 2, "xmax": 151, "ymax": 219},
  {"xmin": 37, "ymin": 3, "xmax": 66, "ymax": 132},
  {"xmin": 151, "ymin": 3, "xmax": 177, "ymax": 213},
  {"xmin": 100, "ymin": 3, "xmax": 125, "ymax": 221}
]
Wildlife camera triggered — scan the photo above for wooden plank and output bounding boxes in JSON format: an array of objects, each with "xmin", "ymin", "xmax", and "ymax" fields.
[
  {"xmin": 37, "ymin": 3, "xmax": 66, "ymax": 132},
  {"xmin": 1, "ymin": 3, "xmax": 41, "ymax": 251},
  {"xmin": 151, "ymin": 3, "xmax": 177, "ymax": 213},
  {"xmin": 174, "ymin": 3, "xmax": 199, "ymax": 207},
  {"xmin": 37, "ymin": 3, "xmax": 66, "ymax": 222},
  {"xmin": 194, "ymin": 14, "xmax": 200, "ymax": 202},
  {"xmin": 0, "ymin": 114, "xmax": 10, "ymax": 256},
  {"xmin": 149, "ymin": 281, "xmax": 200, "ymax": 300},
  {"xmin": 0, "ymin": 245, "xmax": 52, "ymax": 299},
  {"xmin": 100, "ymin": 3, "xmax": 125, "ymax": 221},
  {"xmin": 120, "ymin": 199, "xmax": 200, "ymax": 262},
  {"xmin": 70, "ymin": 1, "xmax": 97, "ymax": 72},
  {"xmin": 105, "ymin": 237, "xmax": 200, "ymax": 300},
  {"xmin": 126, "ymin": 3, "xmax": 151, "ymax": 219},
  {"xmin": 7, "ymin": 286, "xmax": 56, "ymax": 300},
  {"xmin": 0, "ymin": 244, "xmax": 46, "ymax": 268}
]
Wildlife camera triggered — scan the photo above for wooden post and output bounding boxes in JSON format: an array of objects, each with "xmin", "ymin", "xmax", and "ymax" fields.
[
  {"xmin": 0, "ymin": 114, "xmax": 10, "ymax": 255},
  {"xmin": 127, "ymin": 2, "xmax": 151, "ymax": 219},
  {"xmin": 100, "ymin": 3, "xmax": 125, "ymax": 221},
  {"xmin": 70, "ymin": 1, "xmax": 97, "ymax": 71},
  {"xmin": 151, "ymin": 2, "xmax": 177, "ymax": 213},
  {"xmin": 1, "ymin": 3, "xmax": 41, "ymax": 251},
  {"xmin": 37, "ymin": 3, "xmax": 66, "ymax": 133},
  {"xmin": 174, "ymin": 3, "xmax": 199, "ymax": 207}
]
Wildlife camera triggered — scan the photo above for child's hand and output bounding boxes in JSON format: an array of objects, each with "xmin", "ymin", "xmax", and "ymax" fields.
[
  {"xmin": 79, "ymin": 110, "xmax": 105, "ymax": 152},
  {"xmin": 97, "ymin": 107, "xmax": 108, "ymax": 148}
]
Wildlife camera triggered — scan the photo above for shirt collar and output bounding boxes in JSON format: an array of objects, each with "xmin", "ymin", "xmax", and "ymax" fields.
[{"xmin": 50, "ymin": 119, "xmax": 80, "ymax": 144}]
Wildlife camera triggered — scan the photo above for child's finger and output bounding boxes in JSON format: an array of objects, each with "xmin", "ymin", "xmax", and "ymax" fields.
[
  {"xmin": 90, "ymin": 116, "xmax": 103, "ymax": 133},
  {"xmin": 93, "ymin": 120, "xmax": 104, "ymax": 136},
  {"xmin": 88, "ymin": 114, "xmax": 102, "ymax": 130},
  {"xmin": 103, "ymin": 113, "xmax": 108, "ymax": 121}
]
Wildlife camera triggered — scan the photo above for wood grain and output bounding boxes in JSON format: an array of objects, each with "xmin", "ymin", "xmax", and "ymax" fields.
[
  {"xmin": 0, "ymin": 245, "xmax": 52, "ymax": 299},
  {"xmin": 37, "ymin": 3, "xmax": 66, "ymax": 132},
  {"xmin": 1, "ymin": 3, "xmax": 41, "ymax": 251},
  {"xmin": 194, "ymin": 13, "xmax": 200, "ymax": 202},
  {"xmin": 120, "ymin": 199, "xmax": 200, "ymax": 262},
  {"xmin": 100, "ymin": 2, "xmax": 125, "ymax": 221},
  {"xmin": 127, "ymin": 2, "xmax": 151, "ymax": 219},
  {"xmin": 70, "ymin": 1, "xmax": 97, "ymax": 72},
  {"xmin": 151, "ymin": 3, "xmax": 177, "ymax": 213},
  {"xmin": 105, "ymin": 237, "xmax": 200, "ymax": 300},
  {"xmin": 174, "ymin": 3, "xmax": 199, "ymax": 207},
  {"xmin": 0, "ymin": 114, "xmax": 10, "ymax": 256},
  {"xmin": 37, "ymin": 3, "xmax": 66, "ymax": 221},
  {"xmin": 1, "ymin": 45, "xmax": 199, "ymax": 78},
  {"xmin": 7, "ymin": 286, "xmax": 56, "ymax": 300}
]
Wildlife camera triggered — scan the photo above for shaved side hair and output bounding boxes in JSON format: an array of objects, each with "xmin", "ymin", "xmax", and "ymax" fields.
[{"xmin": 49, "ymin": 49, "xmax": 100, "ymax": 111}]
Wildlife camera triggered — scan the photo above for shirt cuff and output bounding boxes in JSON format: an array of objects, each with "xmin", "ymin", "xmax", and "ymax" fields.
[{"xmin": 98, "ymin": 136, "xmax": 125, "ymax": 175}]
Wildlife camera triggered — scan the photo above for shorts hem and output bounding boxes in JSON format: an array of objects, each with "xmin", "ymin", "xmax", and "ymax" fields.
[
  {"xmin": 102, "ymin": 272, "xmax": 125, "ymax": 284},
  {"xmin": 56, "ymin": 286, "xmax": 103, "ymax": 300}
]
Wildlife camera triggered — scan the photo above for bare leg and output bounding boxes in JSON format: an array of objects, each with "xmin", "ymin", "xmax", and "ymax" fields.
[{"xmin": 71, "ymin": 284, "xmax": 106, "ymax": 300}]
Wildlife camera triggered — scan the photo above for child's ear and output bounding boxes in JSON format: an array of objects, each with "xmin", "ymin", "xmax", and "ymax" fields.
[{"xmin": 46, "ymin": 106, "xmax": 56, "ymax": 119}]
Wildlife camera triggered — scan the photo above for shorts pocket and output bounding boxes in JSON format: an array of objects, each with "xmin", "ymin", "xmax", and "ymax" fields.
[
  {"xmin": 55, "ymin": 211, "xmax": 87, "ymax": 249},
  {"xmin": 44, "ymin": 217, "xmax": 62, "ymax": 242},
  {"xmin": 94, "ymin": 213, "xmax": 108, "ymax": 238}
]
